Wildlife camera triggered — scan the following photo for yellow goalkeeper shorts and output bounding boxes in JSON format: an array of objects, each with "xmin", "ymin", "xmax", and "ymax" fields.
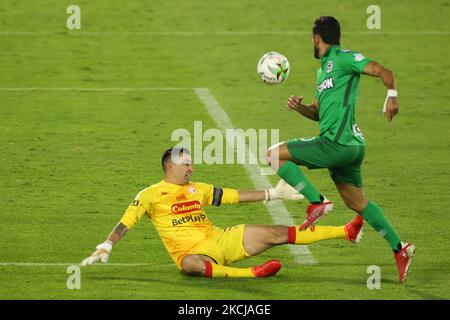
[{"xmin": 180, "ymin": 224, "xmax": 251, "ymax": 268}]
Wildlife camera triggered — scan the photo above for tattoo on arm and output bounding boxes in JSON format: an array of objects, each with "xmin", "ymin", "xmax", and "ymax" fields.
[
  {"xmin": 113, "ymin": 222, "xmax": 129, "ymax": 238},
  {"xmin": 363, "ymin": 61, "xmax": 396, "ymax": 89},
  {"xmin": 362, "ymin": 61, "xmax": 380, "ymax": 77}
]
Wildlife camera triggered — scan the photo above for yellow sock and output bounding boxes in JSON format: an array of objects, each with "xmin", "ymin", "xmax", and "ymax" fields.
[
  {"xmin": 204, "ymin": 261, "xmax": 255, "ymax": 278},
  {"xmin": 287, "ymin": 225, "xmax": 345, "ymax": 245}
]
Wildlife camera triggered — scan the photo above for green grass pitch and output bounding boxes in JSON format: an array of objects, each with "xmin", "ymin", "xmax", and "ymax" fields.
[{"xmin": 0, "ymin": 0, "xmax": 449, "ymax": 300}]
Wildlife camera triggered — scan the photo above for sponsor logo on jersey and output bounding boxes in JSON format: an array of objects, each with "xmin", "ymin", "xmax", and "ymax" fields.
[
  {"xmin": 172, "ymin": 214, "xmax": 207, "ymax": 227},
  {"xmin": 160, "ymin": 192, "xmax": 168, "ymax": 196},
  {"xmin": 326, "ymin": 61, "xmax": 333, "ymax": 73},
  {"xmin": 176, "ymin": 193, "xmax": 187, "ymax": 201},
  {"xmin": 171, "ymin": 200, "xmax": 202, "ymax": 214},
  {"xmin": 318, "ymin": 77, "xmax": 334, "ymax": 94},
  {"xmin": 131, "ymin": 200, "xmax": 140, "ymax": 206}
]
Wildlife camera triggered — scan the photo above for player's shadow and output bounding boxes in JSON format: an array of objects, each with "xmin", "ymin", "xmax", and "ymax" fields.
[
  {"xmin": 86, "ymin": 275, "xmax": 170, "ymax": 284},
  {"xmin": 87, "ymin": 275, "xmax": 275, "ymax": 296},
  {"xmin": 315, "ymin": 262, "xmax": 394, "ymax": 267},
  {"xmin": 299, "ymin": 275, "xmax": 399, "ymax": 287},
  {"xmin": 405, "ymin": 289, "xmax": 447, "ymax": 300}
]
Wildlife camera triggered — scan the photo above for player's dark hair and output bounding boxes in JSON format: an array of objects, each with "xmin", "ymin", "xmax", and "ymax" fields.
[
  {"xmin": 161, "ymin": 147, "xmax": 191, "ymax": 172},
  {"xmin": 312, "ymin": 16, "xmax": 341, "ymax": 45}
]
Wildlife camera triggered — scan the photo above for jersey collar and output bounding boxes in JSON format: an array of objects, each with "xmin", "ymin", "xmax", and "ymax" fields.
[
  {"xmin": 162, "ymin": 179, "xmax": 187, "ymax": 187},
  {"xmin": 320, "ymin": 45, "xmax": 339, "ymax": 67}
]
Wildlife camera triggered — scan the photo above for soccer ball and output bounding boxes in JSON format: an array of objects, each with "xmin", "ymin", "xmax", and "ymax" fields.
[{"xmin": 257, "ymin": 51, "xmax": 290, "ymax": 84}]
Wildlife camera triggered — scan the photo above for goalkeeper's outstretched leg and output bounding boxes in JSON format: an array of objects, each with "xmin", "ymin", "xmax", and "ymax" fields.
[{"xmin": 180, "ymin": 215, "xmax": 363, "ymax": 278}]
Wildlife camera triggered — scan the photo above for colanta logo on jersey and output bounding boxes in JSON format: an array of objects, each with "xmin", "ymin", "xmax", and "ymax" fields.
[
  {"xmin": 171, "ymin": 200, "xmax": 202, "ymax": 214},
  {"xmin": 318, "ymin": 77, "xmax": 334, "ymax": 94}
]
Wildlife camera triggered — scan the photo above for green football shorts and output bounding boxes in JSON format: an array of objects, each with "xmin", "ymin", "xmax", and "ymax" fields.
[{"xmin": 286, "ymin": 136, "xmax": 365, "ymax": 187}]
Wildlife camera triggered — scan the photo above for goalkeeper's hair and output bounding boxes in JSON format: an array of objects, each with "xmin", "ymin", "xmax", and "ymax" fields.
[
  {"xmin": 312, "ymin": 16, "xmax": 340, "ymax": 45},
  {"xmin": 161, "ymin": 147, "xmax": 191, "ymax": 172}
]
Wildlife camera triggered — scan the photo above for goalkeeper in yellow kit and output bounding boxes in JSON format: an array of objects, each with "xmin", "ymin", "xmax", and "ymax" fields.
[{"xmin": 81, "ymin": 147, "xmax": 363, "ymax": 278}]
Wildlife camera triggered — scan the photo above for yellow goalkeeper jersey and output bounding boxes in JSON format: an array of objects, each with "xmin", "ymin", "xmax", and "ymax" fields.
[{"xmin": 120, "ymin": 180, "xmax": 239, "ymax": 267}]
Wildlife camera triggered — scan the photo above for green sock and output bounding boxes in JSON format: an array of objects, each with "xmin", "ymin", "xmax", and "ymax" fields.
[
  {"xmin": 360, "ymin": 201, "xmax": 401, "ymax": 251},
  {"xmin": 277, "ymin": 160, "xmax": 321, "ymax": 203}
]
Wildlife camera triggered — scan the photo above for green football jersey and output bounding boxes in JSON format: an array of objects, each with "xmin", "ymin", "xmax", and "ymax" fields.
[{"xmin": 315, "ymin": 45, "xmax": 371, "ymax": 146}]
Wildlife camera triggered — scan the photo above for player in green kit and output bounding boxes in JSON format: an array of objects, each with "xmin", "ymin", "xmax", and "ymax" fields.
[{"xmin": 266, "ymin": 16, "xmax": 415, "ymax": 283}]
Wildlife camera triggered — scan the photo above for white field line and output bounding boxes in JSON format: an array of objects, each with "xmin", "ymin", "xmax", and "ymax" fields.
[
  {"xmin": 0, "ymin": 262, "xmax": 171, "ymax": 267},
  {"xmin": 0, "ymin": 31, "xmax": 449, "ymax": 36},
  {"xmin": 194, "ymin": 88, "xmax": 315, "ymax": 265},
  {"xmin": 0, "ymin": 87, "xmax": 192, "ymax": 92}
]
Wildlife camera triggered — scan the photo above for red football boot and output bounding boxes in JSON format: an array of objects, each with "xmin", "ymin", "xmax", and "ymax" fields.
[
  {"xmin": 251, "ymin": 259, "xmax": 282, "ymax": 277},
  {"xmin": 395, "ymin": 241, "xmax": 416, "ymax": 284},
  {"xmin": 344, "ymin": 214, "xmax": 364, "ymax": 243},
  {"xmin": 299, "ymin": 198, "xmax": 333, "ymax": 230}
]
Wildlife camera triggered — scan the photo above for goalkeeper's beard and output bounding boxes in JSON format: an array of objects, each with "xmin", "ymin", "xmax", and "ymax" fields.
[{"xmin": 183, "ymin": 172, "xmax": 192, "ymax": 184}]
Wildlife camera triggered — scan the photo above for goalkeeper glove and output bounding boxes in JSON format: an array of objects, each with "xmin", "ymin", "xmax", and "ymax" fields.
[
  {"xmin": 265, "ymin": 179, "xmax": 305, "ymax": 202},
  {"xmin": 80, "ymin": 241, "xmax": 113, "ymax": 266}
]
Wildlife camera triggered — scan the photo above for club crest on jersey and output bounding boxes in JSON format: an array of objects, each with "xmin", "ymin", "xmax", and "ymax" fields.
[
  {"xmin": 187, "ymin": 187, "xmax": 196, "ymax": 194},
  {"xmin": 318, "ymin": 77, "xmax": 334, "ymax": 94},
  {"xmin": 326, "ymin": 61, "xmax": 333, "ymax": 73}
]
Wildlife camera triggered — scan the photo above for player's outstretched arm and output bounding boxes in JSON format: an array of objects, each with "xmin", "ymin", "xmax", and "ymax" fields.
[
  {"xmin": 80, "ymin": 222, "xmax": 129, "ymax": 266},
  {"xmin": 238, "ymin": 180, "xmax": 304, "ymax": 203},
  {"xmin": 363, "ymin": 61, "xmax": 399, "ymax": 122},
  {"xmin": 285, "ymin": 96, "xmax": 319, "ymax": 121}
]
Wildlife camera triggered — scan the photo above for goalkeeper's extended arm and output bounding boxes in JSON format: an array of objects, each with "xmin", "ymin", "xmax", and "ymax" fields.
[
  {"xmin": 80, "ymin": 222, "xmax": 129, "ymax": 266},
  {"xmin": 238, "ymin": 180, "xmax": 304, "ymax": 203},
  {"xmin": 106, "ymin": 222, "xmax": 129, "ymax": 244}
]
